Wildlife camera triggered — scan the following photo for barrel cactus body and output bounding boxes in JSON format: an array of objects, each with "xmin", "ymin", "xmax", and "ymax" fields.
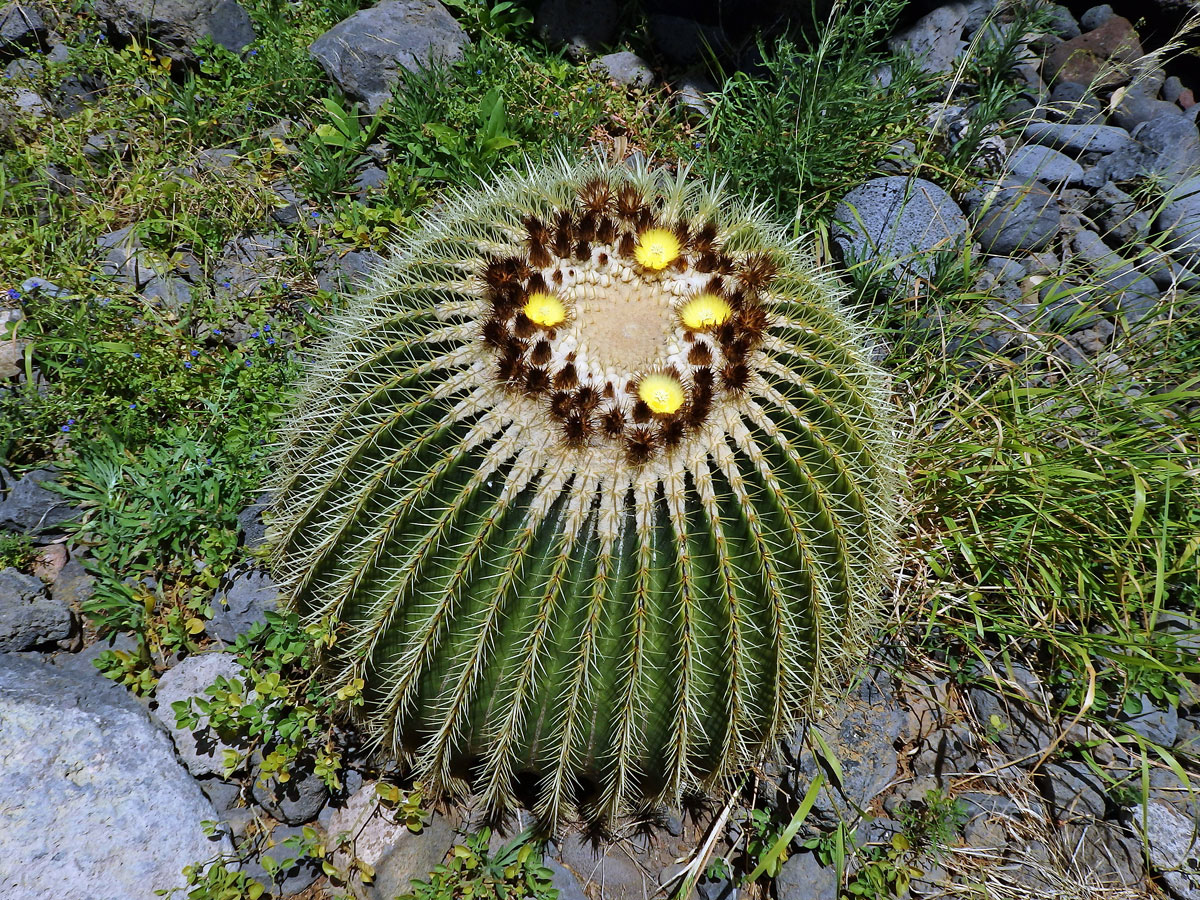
[{"xmin": 269, "ymin": 159, "xmax": 899, "ymax": 825}]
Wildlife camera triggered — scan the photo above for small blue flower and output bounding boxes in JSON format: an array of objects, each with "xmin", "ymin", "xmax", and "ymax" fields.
[
  {"xmin": 129, "ymin": 402, "xmax": 136, "ymax": 409},
  {"xmin": 133, "ymin": 352, "xmax": 141, "ymax": 358},
  {"xmin": 221, "ymin": 280, "xmax": 231, "ymax": 289},
  {"xmin": 29, "ymin": 278, "xmax": 41, "ymax": 288},
  {"xmin": 248, "ymin": 49, "xmax": 258, "ymax": 57},
  {"xmin": 263, "ymin": 323, "xmax": 271, "ymax": 331},
  {"xmin": 280, "ymin": 283, "xmax": 288, "ymax": 291},
  {"xmin": 695, "ymin": 141, "xmax": 702, "ymax": 149},
  {"xmin": 552, "ymin": 110, "xmax": 559, "ymax": 117},
  {"xmin": 245, "ymin": 360, "xmax": 253, "ymax": 367},
  {"xmin": 476, "ymin": 68, "xmax": 483, "ymax": 75},
  {"xmin": 184, "ymin": 361, "xmax": 193, "ymax": 369},
  {"xmin": 6, "ymin": 288, "xmax": 19, "ymax": 301},
  {"xmin": 190, "ymin": 349, "xmax": 199, "ymax": 357},
  {"xmin": 310, "ymin": 210, "xmax": 320, "ymax": 219},
  {"xmin": 61, "ymin": 425, "xmax": 70, "ymax": 433},
  {"xmin": 213, "ymin": 328, "xmax": 222, "ymax": 336},
  {"xmin": 587, "ymin": 86, "xmax": 594, "ymax": 93},
  {"xmin": 68, "ymin": 419, "xmax": 76, "ymax": 425},
  {"xmin": 267, "ymin": 338, "xmax": 275, "ymax": 346},
  {"xmin": 251, "ymin": 330, "xmax": 260, "ymax": 339}
]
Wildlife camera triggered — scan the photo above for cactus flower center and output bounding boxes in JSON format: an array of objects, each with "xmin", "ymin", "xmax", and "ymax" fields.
[
  {"xmin": 634, "ymin": 229, "xmax": 681, "ymax": 270},
  {"xmin": 524, "ymin": 292, "xmax": 566, "ymax": 327},
  {"xmin": 638, "ymin": 374, "xmax": 685, "ymax": 414},
  {"xmin": 679, "ymin": 293, "xmax": 733, "ymax": 330}
]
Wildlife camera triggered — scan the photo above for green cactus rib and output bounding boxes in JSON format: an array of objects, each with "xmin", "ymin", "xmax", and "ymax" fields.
[{"xmin": 268, "ymin": 158, "xmax": 900, "ymax": 825}]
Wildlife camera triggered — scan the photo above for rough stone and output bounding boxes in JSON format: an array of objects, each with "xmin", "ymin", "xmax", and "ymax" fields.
[
  {"xmin": 959, "ymin": 792, "xmax": 1030, "ymax": 847},
  {"xmin": 772, "ymin": 849, "xmax": 840, "ymax": 897},
  {"xmin": 1022, "ymin": 121, "xmax": 1134, "ymax": 155},
  {"xmin": 0, "ymin": 653, "xmax": 233, "ymax": 900},
  {"xmin": 1079, "ymin": 5, "xmax": 1114, "ymax": 31},
  {"xmin": 1069, "ymin": 228, "xmax": 1160, "ymax": 322},
  {"xmin": 1044, "ymin": 16, "xmax": 1143, "ymax": 89},
  {"xmin": 1008, "ymin": 143, "xmax": 1084, "ymax": 186},
  {"xmin": 1039, "ymin": 760, "xmax": 1107, "ymax": 820},
  {"xmin": 92, "ymin": 0, "xmax": 255, "ymax": 65},
  {"xmin": 326, "ymin": 783, "xmax": 458, "ymax": 900},
  {"xmin": 1122, "ymin": 694, "xmax": 1179, "ymax": 746},
  {"xmin": 534, "ymin": 0, "xmax": 616, "ymax": 56},
  {"xmin": 967, "ymin": 662, "xmax": 1056, "ymax": 759},
  {"xmin": 0, "ymin": 566, "xmax": 72, "ymax": 651},
  {"xmin": 309, "ymin": 0, "xmax": 470, "ymax": 113},
  {"xmin": 241, "ymin": 822, "xmax": 323, "ymax": 896},
  {"xmin": 353, "ymin": 164, "xmax": 388, "ymax": 195},
  {"xmin": 1062, "ymin": 822, "xmax": 1145, "ymax": 889},
  {"xmin": 210, "ymin": 568, "xmax": 276, "ymax": 645},
  {"xmin": 591, "ymin": 51, "xmax": 653, "ymax": 88},
  {"xmin": 1112, "ymin": 94, "xmax": 1183, "ymax": 131},
  {"xmin": 831, "ymin": 176, "xmax": 968, "ymax": 290},
  {"xmin": 558, "ymin": 832, "xmax": 646, "ymax": 900},
  {"xmin": 964, "ymin": 177, "xmax": 1061, "ymax": 254},
  {"xmin": 152, "ymin": 651, "xmax": 246, "ymax": 777},
  {"xmin": 0, "ymin": 467, "xmax": 78, "ymax": 532},
  {"xmin": 0, "ymin": 3, "xmax": 46, "ymax": 54},
  {"xmin": 911, "ymin": 723, "xmax": 978, "ymax": 781},
  {"xmin": 1046, "ymin": 81, "xmax": 1106, "ymax": 126},
  {"xmin": 1089, "ymin": 115, "xmax": 1200, "ymax": 189},
  {"xmin": 545, "ymin": 857, "xmax": 589, "ymax": 900},
  {"xmin": 1043, "ymin": 3, "xmax": 1080, "ymax": 40},
  {"xmin": 97, "ymin": 225, "xmax": 155, "ymax": 287},
  {"xmin": 252, "ymin": 765, "xmax": 328, "ymax": 825},
  {"xmin": 888, "ymin": 3, "xmax": 969, "ymax": 75},
  {"xmin": 1158, "ymin": 174, "xmax": 1200, "ymax": 269},
  {"xmin": 317, "ymin": 247, "xmax": 382, "ymax": 293},
  {"xmin": 1092, "ymin": 181, "xmax": 1151, "ymax": 244},
  {"xmin": 236, "ymin": 494, "xmax": 272, "ymax": 550},
  {"xmin": 783, "ymin": 669, "xmax": 905, "ymax": 821},
  {"xmin": 213, "ymin": 233, "xmax": 291, "ymax": 299},
  {"xmin": 1135, "ymin": 799, "xmax": 1200, "ymax": 899}
]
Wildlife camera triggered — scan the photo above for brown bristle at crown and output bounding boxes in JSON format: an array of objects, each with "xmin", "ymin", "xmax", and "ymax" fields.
[
  {"xmin": 694, "ymin": 250, "xmax": 719, "ymax": 274},
  {"xmin": 575, "ymin": 386, "xmax": 601, "ymax": 410},
  {"xmin": 530, "ymin": 339, "xmax": 552, "ymax": 365},
  {"xmin": 617, "ymin": 232, "xmax": 637, "ymax": 259},
  {"xmin": 694, "ymin": 221, "xmax": 718, "ymax": 252},
  {"xmin": 576, "ymin": 211, "xmax": 597, "ymax": 243},
  {"xmin": 615, "ymin": 184, "xmax": 645, "ymax": 220},
  {"xmin": 600, "ymin": 406, "xmax": 625, "ymax": 436},
  {"xmin": 578, "ymin": 177, "xmax": 612, "ymax": 214},
  {"xmin": 738, "ymin": 252, "xmax": 778, "ymax": 290},
  {"xmin": 551, "ymin": 270, "xmax": 564, "ymax": 285},
  {"xmin": 625, "ymin": 427, "xmax": 657, "ymax": 464},
  {"xmin": 554, "ymin": 363, "xmax": 578, "ymax": 390},
  {"xmin": 513, "ymin": 313, "xmax": 536, "ymax": 339},
  {"xmin": 595, "ymin": 216, "xmax": 617, "ymax": 245},
  {"xmin": 563, "ymin": 411, "xmax": 592, "ymax": 448},
  {"xmin": 549, "ymin": 391, "xmax": 574, "ymax": 418},
  {"xmin": 671, "ymin": 220, "xmax": 691, "ymax": 248},
  {"xmin": 497, "ymin": 350, "xmax": 528, "ymax": 384},
  {"xmin": 482, "ymin": 318, "xmax": 509, "ymax": 348},
  {"xmin": 483, "ymin": 256, "xmax": 522, "ymax": 289},
  {"xmin": 631, "ymin": 399, "xmax": 652, "ymax": 424},
  {"xmin": 527, "ymin": 272, "xmax": 548, "ymax": 294},
  {"xmin": 692, "ymin": 366, "xmax": 715, "ymax": 390},
  {"xmin": 721, "ymin": 361, "xmax": 751, "ymax": 391},
  {"xmin": 660, "ymin": 417, "xmax": 687, "ymax": 447},
  {"xmin": 525, "ymin": 366, "xmax": 551, "ymax": 394},
  {"xmin": 552, "ymin": 210, "xmax": 575, "ymax": 258},
  {"xmin": 574, "ymin": 239, "xmax": 591, "ymax": 260},
  {"xmin": 685, "ymin": 398, "xmax": 711, "ymax": 429},
  {"xmin": 738, "ymin": 305, "xmax": 769, "ymax": 344}
]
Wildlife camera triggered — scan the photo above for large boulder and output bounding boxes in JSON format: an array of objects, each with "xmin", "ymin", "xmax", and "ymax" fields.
[
  {"xmin": 0, "ymin": 468, "xmax": 77, "ymax": 533},
  {"xmin": 888, "ymin": 3, "xmax": 969, "ymax": 75},
  {"xmin": 309, "ymin": 0, "xmax": 469, "ymax": 113},
  {"xmin": 831, "ymin": 176, "xmax": 969, "ymax": 291},
  {"xmin": 152, "ymin": 651, "xmax": 247, "ymax": 777},
  {"xmin": 92, "ymin": 0, "xmax": 255, "ymax": 65},
  {"xmin": 1135, "ymin": 800, "xmax": 1200, "ymax": 900},
  {"xmin": 1043, "ymin": 15, "xmax": 1143, "ymax": 88},
  {"xmin": 0, "ymin": 3, "xmax": 46, "ymax": 55},
  {"xmin": 0, "ymin": 654, "xmax": 233, "ymax": 900},
  {"xmin": 964, "ymin": 177, "xmax": 1061, "ymax": 254}
]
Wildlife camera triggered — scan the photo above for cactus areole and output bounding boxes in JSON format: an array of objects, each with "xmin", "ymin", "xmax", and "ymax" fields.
[{"xmin": 269, "ymin": 160, "xmax": 899, "ymax": 827}]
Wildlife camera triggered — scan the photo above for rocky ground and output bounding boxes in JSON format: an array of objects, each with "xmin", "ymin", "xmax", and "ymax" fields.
[{"xmin": 2, "ymin": 0, "xmax": 1199, "ymax": 899}]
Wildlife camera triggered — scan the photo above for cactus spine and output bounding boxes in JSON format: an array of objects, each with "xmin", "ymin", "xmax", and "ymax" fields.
[{"xmin": 268, "ymin": 158, "xmax": 900, "ymax": 826}]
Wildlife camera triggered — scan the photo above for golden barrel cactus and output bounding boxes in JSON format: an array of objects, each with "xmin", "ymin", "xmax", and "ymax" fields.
[{"xmin": 268, "ymin": 158, "xmax": 900, "ymax": 826}]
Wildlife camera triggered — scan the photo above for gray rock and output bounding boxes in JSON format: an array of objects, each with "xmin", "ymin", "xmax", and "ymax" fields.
[
  {"xmin": 831, "ymin": 176, "xmax": 969, "ymax": 290},
  {"xmin": 968, "ymin": 662, "xmax": 1055, "ymax": 759},
  {"xmin": 1092, "ymin": 181, "xmax": 1151, "ymax": 244},
  {"xmin": 92, "ymin": 0, "xmax": 255, "ymax": 65},
  {"xmin": 1043, "ymin": 3, "xmax": 1080, "ymax": 39},
  {"xmin": 241, "ymin": 823, "xmax": 323, "ymax": 896},
  {"xmin": 197, "ymin": 775, "xmax": 242, "ymax": 817},
  {"xmin": 911, "ymin": 723, "xmax": 977, "ymax": 781},
  {"xmin": 1069, "ymin": 228, "xmax": 1160, "ymax": 322},
  {"xmin": 316, "ymin": 247, "xmax": 382, "ymax": 294},
  {"xmin": 545, "ymin": 857, "xmax": 589, "ymax": 900},
  {"xmin": 236, "ymin": 495, "xmax": 272, "ymax": 550},
  {"xmin": 49, "ymin": 556, "xmax": 94, "ymax": 607},
  {"xmin": 1164, "ymin": 76, "xmax": 1186, "ymax": 104},
  {"xmin": 97, "ymin": 225, "xmax": 155, "ymax": 287},
  {"xmin": 142, "ymin": 274, "xmax": 192, "ymax": 313},
  {"xmin": 784, "ymin": 669, "xmax": 905, "ymax": 821},
  {"xmin": 0, "ymin": 467, "xmax": 78, "ymax": 532},
  {"xmin": 965, "ymin": 178, "xmax": 1061, "ymax": 254},
  {"xmin": 534, "ymin": 0, "xmax": 616, "ymax": 56},
  {"xmin": 0, "ymin": 654, "xmax": 233, "ymax": 900},
  {"xmin": 213, "ymin": 233, "xmax": 290, "ymax": 298},
  {"xmin": 648, "ymin": 15, "xmax": 727, "ymax": 66},
  {"xmin": 1064, "ymin": 822, "xmax": 1144, "ymax": 889},
  {"xmin": 1079, "ymin": 4, "xmax": 1114, "ymax": 31},
  {"xmin": 1112, "ymin": 95, "xmax": 1183, "ymax": 131},
  {"xmin": 0, "ymin": 566, "xmax": 72, "ymax": 651},
  {"xmin": 591, "ymin": 51, "xmax": 653, "ymax": 88},
  {"xmin": 1135, "ymin": 800, "xmax": 1200, "ymax": 899},
  {"xmin": 675, "ymin": 77, "xmax": 712, "ymax": 123},
  {"xmin": 959, "ymin": 791, "xmax": 1031, "ymax": 847},
  {"xmin": 1123, "ymin": 694, "xmax": 1179, "ymax": 746},
  {"xmin": 1008, "ymin": 143, "xmax": 1084, "ymax": 186},
  {"xmin": 353, "ymin": 163, "xmax": 388, "ymax": 195},
  {"xmin": 326, "ymin": 783, "xmax": 458, "ymax": 900},
  {"xmin": 1090, "ymin": 116, "xmax": 1200, "ymax": 189},
  {"xmin": 0, "ymin": 3, "xmax": 45, "ymax": 53},
  {"xmin": 152, "ymin": 651, "xmax": 246, "ymax": 777},
  {"xmin": 1039, "ymin": 760, "xmax": 1107, "ymax": 820},
  {"xmin": 1046, "ymin": 81, "xmax": 1105, "ymax": 126},
  {"xmin": 309, "ymin": 0, "xmax": 470, "ymax": 114},
  {"xmin": 252, "ymin": 765, "xmax": 328, "ymax": 825},
  {"xmin": 270, "ymin": 181, "xmax": 303, "ymax": 226},
  {"xmin": 985, "ymin": 255, "xmax": 1027, "ymax": 283},
  {"xmin": 1022, "ymin": 121, "xmax": 1135, "ymax": 155},
  {"xmin": 695, "ymin": 874, "xmax": 734, "ymax": 900},
  {"xmin": 4, "ymin": 55, "xmax": 40, "ymax": 79},
  {"xmin": 210, "ymin": 569, "xmax": 276, "ymax": 645},
  {"xmin": 1158, "ymin": 174, "xmax": 1200, "ymax": 268},
  {"xmin": 888, "ymin": 3, "xmax": 969, "ymax": 74}
]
